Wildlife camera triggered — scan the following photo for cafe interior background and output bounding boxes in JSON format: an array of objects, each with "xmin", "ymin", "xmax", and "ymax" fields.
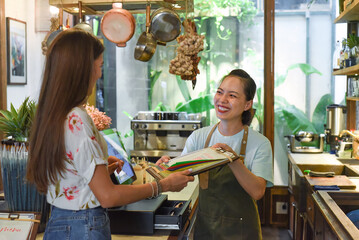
[{"xmin": 0, "ymin": 0, "xmax": 350, "ymax": 230}]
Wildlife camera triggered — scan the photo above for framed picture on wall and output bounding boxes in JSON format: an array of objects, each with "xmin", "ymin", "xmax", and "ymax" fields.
[{"xmin": 6, "ymin": 17, "xmax": 27, "ymax": 85}]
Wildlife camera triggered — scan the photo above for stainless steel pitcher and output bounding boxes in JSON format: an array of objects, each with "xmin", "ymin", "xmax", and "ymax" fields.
[{"xmin": 326, "ymin": 104, "xmax": 347, "ymax": 137}]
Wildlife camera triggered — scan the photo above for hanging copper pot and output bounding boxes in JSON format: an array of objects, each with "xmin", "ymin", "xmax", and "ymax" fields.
[
  {"xmin": 150, "ymin": 7, "xmax": 181, "ymax": 44},
  {"xmin": 101, "ymin": 3, "xmax": 136, "ymax": 47},
  {"xmin": 134, "ymin": 5, "xmax": 157, "ymax": 62}
]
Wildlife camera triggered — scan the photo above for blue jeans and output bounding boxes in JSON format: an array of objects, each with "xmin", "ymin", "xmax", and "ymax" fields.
[{"xmin": 44, "ymin": 205, "xmax": 111, "ymax": 240}]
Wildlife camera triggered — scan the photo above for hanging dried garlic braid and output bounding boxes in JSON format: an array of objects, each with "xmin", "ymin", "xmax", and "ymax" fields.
[
  {"xmin": 169, "ymin": 19, "xmax": 204, "ymax": 89},
  {"xmin": 41, "ymin": 17, "xmax": 60, "ymax": 55}
]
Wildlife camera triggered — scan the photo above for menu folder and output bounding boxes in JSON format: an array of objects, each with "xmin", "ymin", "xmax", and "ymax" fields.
[{"xmin": 146, "ymin": 147, "xmax": 239, "ymax": 180}]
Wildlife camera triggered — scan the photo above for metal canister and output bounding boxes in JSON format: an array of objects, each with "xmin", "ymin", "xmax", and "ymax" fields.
[{"xmin": 326, "ymin": 104, "xmax": 347, "ymax": 136}]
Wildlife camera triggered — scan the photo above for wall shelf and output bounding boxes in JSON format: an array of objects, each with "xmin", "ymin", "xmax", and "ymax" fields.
[
  {"xmin": 334, "ymin": 0, "xmax": 359, "ymax": 23},
  {"xmin": 346, "ymin": 97, "xmax": 359, "ymax": 101},
  {"xmin": 333, "ymin": 64, "xmax": 359, "ymax": 75},
  {"xmin": 333, "ymin": 0, "xmax": 359, "ymax": 130},
  {"xmin": 49, "ymin": 0, "xmax": 194, "ymax": 15}
]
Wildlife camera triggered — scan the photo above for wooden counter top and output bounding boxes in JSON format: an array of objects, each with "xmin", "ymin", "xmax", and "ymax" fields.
[
  {"xmin": 288, "ymin": 152, "xmax": 359, "ymax": 191},
  {"xmin": 288, "ymin": 152, "xmax": 343, "ymax": 165},
  {"xmin": 288, "ymin": 151, "xmax": 359, "ymax": 239}
]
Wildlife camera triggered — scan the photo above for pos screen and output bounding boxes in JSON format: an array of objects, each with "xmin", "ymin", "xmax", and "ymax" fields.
[{"xmin": 102, "ymin": 130, "xmax": 136, "ymax": 184}]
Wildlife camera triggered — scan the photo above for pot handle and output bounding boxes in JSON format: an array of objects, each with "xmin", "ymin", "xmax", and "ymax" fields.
[
  {"xmin": 78, "ymin": 1, "xmax": 83, "ymax": 23},
  {"xmin": 146, "ymin": 4, "xmax": 151, "ymax": 29},
  {"xmin": 112, "ymin": 2, "xmax": 123, "ymax": 9}
]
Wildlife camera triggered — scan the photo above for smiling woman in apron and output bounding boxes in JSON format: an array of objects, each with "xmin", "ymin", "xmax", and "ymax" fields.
[{"xmin": 158, "ymin": 69, "xmax": 273, "ymax": 240}]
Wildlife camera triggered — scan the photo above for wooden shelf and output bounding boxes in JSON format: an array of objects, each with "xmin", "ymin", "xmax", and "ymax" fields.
[
  {"xmin": 333, "ymin": 64, "xmax": 359, "ymax": 75},
  {"xmin": 49, "ymin": 0, "xmax": 194, "ymax": 15},
  {"xmin": 334, "ymin": 1, "xmax": 359, "ymax": 130},
  {"xmin": 334, "ymin": 0, "xmax": 359, "ymax": 23},
  {"xmin": 346, "ymin": 96, "xmax": 359, "ymax": 101}
]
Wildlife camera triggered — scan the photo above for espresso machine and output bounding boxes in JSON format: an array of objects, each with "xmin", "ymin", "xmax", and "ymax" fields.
[
  {"xmin": 324, "ymin": 104, "xmax": 347, "ymax": 153},
  {"xmin": 130, "ymin": 111, "xmax": 205, "ymax": 162}
]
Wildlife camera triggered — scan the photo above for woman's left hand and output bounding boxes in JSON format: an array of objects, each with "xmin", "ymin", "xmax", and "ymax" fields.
[
  {"xmin": 211, "ymin": 143, "xmax": 238, "ymax": 158},
  {"xmin": 108, "ymin": 156, "xmax": 124, "ymax": 175}
]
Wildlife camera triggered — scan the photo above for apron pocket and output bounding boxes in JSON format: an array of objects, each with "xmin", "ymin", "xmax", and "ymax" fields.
[{"xmin": 195, "ymin": 211, "xmax": 244, "ymax": 240}]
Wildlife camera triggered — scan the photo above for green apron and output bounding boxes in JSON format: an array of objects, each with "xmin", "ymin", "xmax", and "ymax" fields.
[{"xmin": 194, "ymin": 123, "xmax": 262, "ymax": 240}]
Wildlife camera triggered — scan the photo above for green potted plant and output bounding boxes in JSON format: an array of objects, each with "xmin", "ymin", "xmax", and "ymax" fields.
[
  {"xmin": 0, "ymin": 97, "xmax": 49, "ymax": 232},
  {"xmin": 0, "ymin": 97, "xmax": 36, "ymax": 145}
]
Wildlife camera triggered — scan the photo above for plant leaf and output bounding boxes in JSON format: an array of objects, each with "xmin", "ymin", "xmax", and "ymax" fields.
[
  {"xmin": 282, "ymin": 105, "xmax": 317, "ymax": 134},
  {"xmin": 175, "ymin": 95, "xmax": 214, "ymax": 113},
  {"xmin": 0, "ymin": 97, "xmax": 37, "ymax": 141},
  {"xmin": 274, "ymin": 96, "xmax": 290, "ymax": 110},
  {"xmin": 275, "ymin": 74, "xmax": 286, "ymax": 88},
  {"xmin": 288, "ymin": 63, "xmax": 322, "ymax": 76},
  {"xmin": 149, "ymin": 70, "xmax": 162, "ymax": 109},
  {"xmin": 176, "ymin": 75, "xmax": 192, "ymax": 102},
  {"xmin": 0, "ymin": 110, "xmax": 13, "ymax": 121},
  {"xmin": 122, "ymin": 111, "xmax": 133, "ymax": 120}
]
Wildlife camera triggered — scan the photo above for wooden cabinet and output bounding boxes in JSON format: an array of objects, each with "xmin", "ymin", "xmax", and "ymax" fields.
[
  {"xmin": 312, "ymin": 191, "xmax": 359, "ymax": 239},
  {"xmin": 333, "ymin": 0, "xmax": 359, "ymax": 130},
  {"xmin": 306, "ymin": 192, "xmax": 315, "ymax": 227},
  {"xmin": 288, "ymin": 158, "xmax": 306, "ymax": 240},
  {"xmin": 313, "ymin": 206, "xmax": 324, "ymax": 240},
  {"xmin": 289, "ymin": 193, "xmax": 295, "ymax": 238},
  {"xmin": 288, "ymin": 192, "xmax": 306, "ymax": 240}
]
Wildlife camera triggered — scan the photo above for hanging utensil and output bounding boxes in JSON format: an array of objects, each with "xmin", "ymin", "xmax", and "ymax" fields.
[
  {"xmin": 150, "ymin": 7, "xmax": 181, "ymax": 45},
  {"xmin": 134, "ymin": 4, "xmax": 157, "ymax": 62},
  {"xmin": 73, "ymin": 1, "xmax": 93, "ymax": 34},
  {"xmin": 101, "ymin": 3, "xmax": 136, "ymax": 47}
]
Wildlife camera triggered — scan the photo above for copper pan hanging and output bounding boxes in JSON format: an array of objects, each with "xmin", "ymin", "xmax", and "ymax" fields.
[
  {"xmin": 134, "ymin": 4, "xmax": 157, "ymax": 62},
  {"xmin": 101, "ymin": 3, "xmax": 136, "ymax": 47}
]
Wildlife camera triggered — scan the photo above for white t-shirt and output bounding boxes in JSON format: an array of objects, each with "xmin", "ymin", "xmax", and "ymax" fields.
[
  {"xmin": 47, "ymin": 106, "xmax": 109, "ymax": 210},
  {"xmin": 182, "ymin": 124, "xmax": 274, "ymax": 187}
]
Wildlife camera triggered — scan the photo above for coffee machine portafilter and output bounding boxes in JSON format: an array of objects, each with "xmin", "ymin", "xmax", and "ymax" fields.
[{"xmin": 324, "ymin": 104, "xmax": 347, "ymax": 153}]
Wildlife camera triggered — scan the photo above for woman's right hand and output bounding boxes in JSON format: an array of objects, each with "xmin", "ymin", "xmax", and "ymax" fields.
[
  {"xmin": 156, "ymin": 155, "xmax": 170, "ymax": 165},
  {"xmin": 160, "ymin": 169, "xmax": 194, "ymax": 192}
]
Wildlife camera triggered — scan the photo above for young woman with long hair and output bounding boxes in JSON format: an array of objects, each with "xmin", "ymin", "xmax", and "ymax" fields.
[{"xmin": 26, "ymin": 29, "xmax": 194, "ymax": 240}]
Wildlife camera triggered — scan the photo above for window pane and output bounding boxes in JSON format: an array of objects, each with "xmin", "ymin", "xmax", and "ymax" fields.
[
  {"xmin": 99, "ymin": 1, "xmax": 265, "ymax": 152},
  {"xmin": 273, "ymin": 0, "xmax": 339, "ymax": 185}
]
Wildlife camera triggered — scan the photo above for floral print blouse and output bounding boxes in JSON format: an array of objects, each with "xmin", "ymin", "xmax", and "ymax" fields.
[{"xmin": 47, "ymin": 106, "xmax": 109, "ymax": 210}]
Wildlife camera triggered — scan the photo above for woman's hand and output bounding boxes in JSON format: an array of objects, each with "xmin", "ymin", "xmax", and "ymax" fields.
[
  {"xmin": 160, "ymin": 169, "xmax": 195, "ymax": 192},
  {"xmin": 211, "ymin": 143, "xmax": 239, "ymax": 158},
  {"xmin": 211, "ymin": 143, "xmax": 266, "ymax": 200},
  {"xmin": 155, "ymin": 155, "xmax": 171, "ymax": 165},
  {"xmin": 108, "ymin": 156, "xmax": 124, "ymax": 175}
]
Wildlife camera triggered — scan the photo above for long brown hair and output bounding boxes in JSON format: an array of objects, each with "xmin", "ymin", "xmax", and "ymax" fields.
[
  {"xmin": 220, "ymin": 69, "xmax": 257, "ymax": 126},
  {"xmin": 26, "ymin": 29, "xmax": 104, "ymax": 193}
]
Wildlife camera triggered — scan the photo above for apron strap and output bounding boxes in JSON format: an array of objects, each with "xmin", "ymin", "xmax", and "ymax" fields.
[
  {"xmin": 239, "ymin": 125, "xmax": 249, "ymax": 162},
  {"xmin": 199, "ymin": 122, "xmax": 220, "ymax": 189},
  {"xmin": 204, "ymin": 122, "xmax": 220, "ymax": 148},
  {"xmin": 199, "ymin": 123, "xmax": 249, "ymax": 189}
]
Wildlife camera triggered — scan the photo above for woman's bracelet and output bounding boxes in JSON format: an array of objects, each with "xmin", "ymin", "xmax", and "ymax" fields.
[
  {"xmin": 147, "ymin": 180, "xmax": 163, "ymax": 199},
  {"xmin": 148, "ymin": 182, "xmax": 155, "ymax": 199},
  {"xmin": 156, "ymin": 179, "xmax": 162, "ymax": 196}
]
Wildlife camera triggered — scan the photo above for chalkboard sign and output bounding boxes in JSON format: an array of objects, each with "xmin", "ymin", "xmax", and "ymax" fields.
[{"xmin": 0, "ymin": 212, "xmax": 40, "ymax": 240}]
